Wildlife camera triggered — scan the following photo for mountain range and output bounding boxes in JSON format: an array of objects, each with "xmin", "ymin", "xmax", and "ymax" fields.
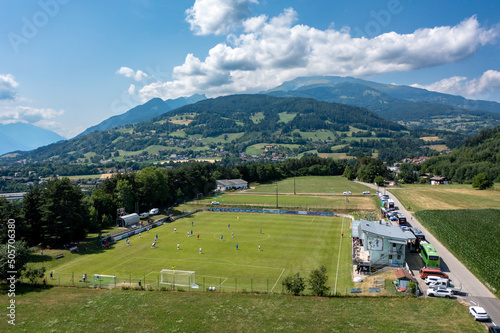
[
  {"xmin": 0, "ymin": 123, "xmax": 65, "ymax": 156},
  {"xmin": 78, "ymin": 94, "xmax": 206, "ymax": 136},
  {"xmin": 265, "ymin": 76, "xmax": 500, "ymax": 126}
]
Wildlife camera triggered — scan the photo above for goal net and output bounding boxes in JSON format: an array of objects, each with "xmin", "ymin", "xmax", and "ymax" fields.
[
  {"xmin": 263, "ymin": 208, "xmax": 280, "ymax": 214},
  {"xmin": 90, "ymin": 274, "xmax": 116, "ymax": 288},
  {"xmin": 160, "ymin": 269, "xmax": 198, "ymax": 289}
]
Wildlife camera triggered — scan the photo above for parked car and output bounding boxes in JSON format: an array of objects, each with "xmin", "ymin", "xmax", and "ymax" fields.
[
  {"xmin": 149, "ymin": 208, "xmax": 159, "ymax": 215},
  {"xmin": 488, "ymin": 326, "xmax": 500, "ymax": 333},
  {"xmin": 343, "ymin": 191, "xmax": 352, "ymax": 195},
  {"xmin": 363, "ymin": 191, "xmax": 370, "ymax": 194},
  {"xmin": 420, "ymin": 267, "xmax": 449, "ymax": 279},
  {"xmin": 140, "ymin": 212, "xmax": 149, "ymax": 219},
  {"xmin": 211, "ymin": 201, "xmax": 220, "ymax": 205},
  {"xmin": 426, "ymin": 288, "xmax": 453, "ymax": 298},
  {"xmin": 469, "ymin": 306, "xmax": 489, "ymax": 321}
]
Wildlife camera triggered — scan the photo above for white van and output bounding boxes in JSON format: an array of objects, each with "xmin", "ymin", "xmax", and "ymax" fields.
[
  {"xmin": 149, "ymin": 208, "xmax": 159, "ymax": 215},
  {"xmin": 428, "ymin": 278, "xmax": 450, "ymax": 289},
  {"xmin": 425, "ymin": 276, "xmax": 449, "ymax": 285}
]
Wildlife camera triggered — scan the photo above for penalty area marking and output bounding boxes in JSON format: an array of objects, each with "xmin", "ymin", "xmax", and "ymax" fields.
[{"xmin": 271, "ymin": 268, "xmax": 286, "ymax": 292}]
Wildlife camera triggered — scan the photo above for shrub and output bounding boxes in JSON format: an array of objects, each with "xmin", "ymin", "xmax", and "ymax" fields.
[{"xmin": 283, "ymin": 273, "xmax": 306, "ymax": 295}]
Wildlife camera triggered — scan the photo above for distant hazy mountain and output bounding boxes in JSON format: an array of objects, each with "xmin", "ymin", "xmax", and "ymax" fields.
[
  {"xmin": 0, "ymin": 123, "xmax": 65, "ymax": 156},
  {"xmin": 78, "ymin": 94, "xmax": 206, "ymax": 136},
  {"xmin": 266, "ymin": 76, "xmax": 500, "ymax": 113}
]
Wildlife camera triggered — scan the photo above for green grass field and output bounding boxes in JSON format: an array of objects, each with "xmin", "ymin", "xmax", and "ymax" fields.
[
  {"xmin": 415, "ymin": 209, "xmax": 500, "ymax": 296},
  {"xmin": 249, "ymin": 176, "xmax": 373, "ymax": 195},
  {"xmin": 5, "ymin": 287, "xmax": 484, "ymax": 333},
  {"xmin": 199, "ymin": 193, "xmax": 375, "ymax": 211},
  {"xmin": 35, "ymin": 212, "xmax": 353, "ymax": 294},
  {"xmin": 390, "ymin": 185, "xmax": 500, "ymax": 211}
]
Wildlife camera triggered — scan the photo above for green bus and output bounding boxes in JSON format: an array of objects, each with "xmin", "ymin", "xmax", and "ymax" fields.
[{"xmin": 420, "ymin": 242, "xmax": 440, "ymax": 268}]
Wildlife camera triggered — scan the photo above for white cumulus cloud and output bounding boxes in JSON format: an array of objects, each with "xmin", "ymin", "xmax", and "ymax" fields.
[
  {"xmin": 186, "ymin": 0, "xmax": 259, "ymax": 35},
  {"xmin": 0, "ymin": 74, "xmax": 19, "ymax": 100},
  {"xmin": 116, "ymin": 67, "xmax": 148, "ymax": 81},
  {"xmin": 139, "ymin": 13, "xmax": 498, "ymax": 101},
  {"xmin": 0, "ymin": 106, "xmax": 64, "ymax": 124},
  {"xmin": 411, "ymin": 70, "xmax": 500, "ymax": 101}
]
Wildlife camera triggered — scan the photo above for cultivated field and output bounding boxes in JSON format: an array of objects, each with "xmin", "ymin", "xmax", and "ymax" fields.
[
  {"xmin": 390, "ymin": 185, "xmax": 500, "ymax": 211},
  {"xmin": 415, "ymin": 209, "xmax": 500, "ymax": 296},
  {"xmin": 5, "ymin": 287, "xmax": 484, "ymax": 333},
  {"xmin": 35, "ymin": 212, "xmax": 353, "ymax": 294}
]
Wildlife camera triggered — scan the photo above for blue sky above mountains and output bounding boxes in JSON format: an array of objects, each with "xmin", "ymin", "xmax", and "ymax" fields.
[{"xmin": 1, "ymin": 0, "xmax": 499, "ymax": 138}]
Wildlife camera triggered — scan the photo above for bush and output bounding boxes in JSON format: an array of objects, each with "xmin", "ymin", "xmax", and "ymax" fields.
[
  {"xmin": 283, "ymin": 273, "xmax": 306, "ymax": 295},
  {"xmin": 308, "ymin": 265, "xmax": 330, "ymax": 296},
  {"xmin": 472, "ymin": 173, "xmax": 493, "ymax": 190}
]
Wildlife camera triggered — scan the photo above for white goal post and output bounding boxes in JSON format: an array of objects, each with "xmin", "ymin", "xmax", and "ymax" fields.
[
  {"xmin": 90, "ymin": 274, "xmax": 116, "ymax": 288},
  {"xmin": 160, "ymin": 269, "xmax": 199, "ymax": 288},
  {"xmin": 262, "ymin": 208, "xmax": 280, "ymax": 214}
]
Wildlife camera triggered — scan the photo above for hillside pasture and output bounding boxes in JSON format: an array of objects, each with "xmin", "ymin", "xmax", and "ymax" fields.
[
  {"xmin": 415, "ymin": 209, "xmax": 500, "ymax": 296},
  {"xmin": 7, "ymin": 287, "xmax": 484, "ymax": 333}
]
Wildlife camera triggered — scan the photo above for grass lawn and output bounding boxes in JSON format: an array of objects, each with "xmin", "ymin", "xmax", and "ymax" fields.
[
  {"xmin": 249, "ymin": 176, "xmax": 373, "ymax": 195},
  {"xmin": 199, "ymin": 193, "xmax": 375, "ymax": 211},
  {"xmin": 415, "ymin": 209, "xmax": 500, "ymax": 296},
  {"xmin": 389, "ymin": 186, "xmax": 500, "ymax": 211},
  {"xmin": 31, "ymin": 212, "xmax": 353, "ymax": 295},
  {"xmin": 5, "ymin": 286, "xmax": 484, "ymax": 332}
]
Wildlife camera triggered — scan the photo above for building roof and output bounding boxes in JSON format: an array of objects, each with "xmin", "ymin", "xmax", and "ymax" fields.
[
  {"xmin": 216, "ymin": 179, "xmax": 248, "ymax": 186},
  {"xmin": 395, "ymin": 269, "xmax": 414, "ymax": 281},
  {"xmin": 352, "ymin": 220, "xmax": 360, "ymax": 238},
  {"xmin": 358, "ymin": 219, "xmax": 412, "ymax": 241},
  {"xmin": 430, "ymin": 176, "xmax": 447, "ymax": 181}
]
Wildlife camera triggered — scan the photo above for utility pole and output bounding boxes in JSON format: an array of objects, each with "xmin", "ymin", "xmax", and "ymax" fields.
[
  {"xmin": 276, "ymin": 182, "xmax": 278, "ymax": 208},
  {"xmin": 294, "ymin": 176, "xmax": 296, "ymax": 195}
]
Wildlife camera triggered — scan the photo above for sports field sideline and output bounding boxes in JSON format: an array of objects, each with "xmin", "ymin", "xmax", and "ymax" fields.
[{"xmin": 45, "ymin": 211, "xmax": 353, "ymax": 293}]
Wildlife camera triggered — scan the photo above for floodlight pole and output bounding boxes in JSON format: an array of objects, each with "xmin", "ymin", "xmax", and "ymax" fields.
[
  {"xmin": 294, "ymin": 176, "xmax": 296, "ymax": 195},
  {"xmin": 276, "ymin": 182, "xmax": 278, "ymax": 208}
]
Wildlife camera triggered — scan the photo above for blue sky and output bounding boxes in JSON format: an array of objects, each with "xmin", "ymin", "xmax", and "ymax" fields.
[{"xmin": 1, "ymin": 0, "xmax": 499, "ymax": 138}]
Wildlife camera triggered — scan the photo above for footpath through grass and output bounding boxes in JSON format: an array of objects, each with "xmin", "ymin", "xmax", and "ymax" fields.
[
  {"xmin": 415, "ymin": 209, "xmax": 500, "ymax": 296},
  {"xmin": 3, "ymin": 286, "xmax": 485, "ymax": 333}
]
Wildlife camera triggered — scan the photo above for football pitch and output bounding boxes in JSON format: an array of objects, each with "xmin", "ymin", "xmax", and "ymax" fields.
[{"xmin": 48, "ymin": 212, "xmax": 353, "ymax": 294}]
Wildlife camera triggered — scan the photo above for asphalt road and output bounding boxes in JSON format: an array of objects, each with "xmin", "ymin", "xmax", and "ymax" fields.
[{"xmin": 356, "ymin": 181, "xmax": 500, "ymax": 328}]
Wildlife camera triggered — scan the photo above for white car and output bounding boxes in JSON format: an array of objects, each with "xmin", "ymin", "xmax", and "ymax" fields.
[
  {"xmin": 469, "ymin": 306, "xmax": 489, "ymax": 321},
  {"xmin": 426, "ymin": 288, "xmax": 453, "ymax": 298},
  {"xmin": 211, "ymin": 201, "xmax": 220, "ymax": 205},
  {"xmin": 363, "ymin": 191, "xmax": 370, "ymax": 194},
  {"xmin": 343, "ymin": 191, "xmax": 352, "ymax": 195}
]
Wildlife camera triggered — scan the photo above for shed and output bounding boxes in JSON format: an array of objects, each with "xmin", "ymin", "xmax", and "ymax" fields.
[
  {"xmin": 216, "ymin": 179, "xmax": 248, "ymax": 191},
  {"xmin": 117, "ymin": 213, "xmax": 140, "ymax": 227},
  {"xmin": 395, "ymin": 268, "xmax": 415, "ymax": 290}
]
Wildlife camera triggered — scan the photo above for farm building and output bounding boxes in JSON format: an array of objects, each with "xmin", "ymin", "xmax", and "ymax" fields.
[
  {"xmin": 353, "ymin": 219, "xmax": 415, "ymax": 272},
  {"xmin": 395, "ymin": 268, "xmax": 415, "ymax": 290},
  {"xmin": 116, "ymin": 213, "xmax": 140, "ymax": 227},
  {"xmin": 216, "ymin": 179, "xmax": 248, "ymax": 191},
  {"xmin": 430, "ymin": 176, "xmax": 449, "ymax": 185}
]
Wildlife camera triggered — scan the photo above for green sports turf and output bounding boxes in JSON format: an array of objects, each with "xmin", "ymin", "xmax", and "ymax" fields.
[{"xmin": 43, "ymin": 212, "xmax": 353, "ymax": 294}]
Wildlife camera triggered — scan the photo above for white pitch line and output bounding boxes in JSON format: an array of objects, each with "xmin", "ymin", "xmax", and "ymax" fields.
[
  {"xmin": 271, "ymin": 268, "xmax": 286, "ymax": 292},
  {"xmin": 310, "ymin": 217, "xmax": 316, "ymax": 223},
  {"xmin": 101, "ymin": 257, "xmax": 135, "ymax": 275},
  {"xmin": 218, "ymin": 277, "xmax": 228, "ymax": 287},
  {"xmin": 334, "ymin": 217, "xmax": 345, "ymax": 294}
]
